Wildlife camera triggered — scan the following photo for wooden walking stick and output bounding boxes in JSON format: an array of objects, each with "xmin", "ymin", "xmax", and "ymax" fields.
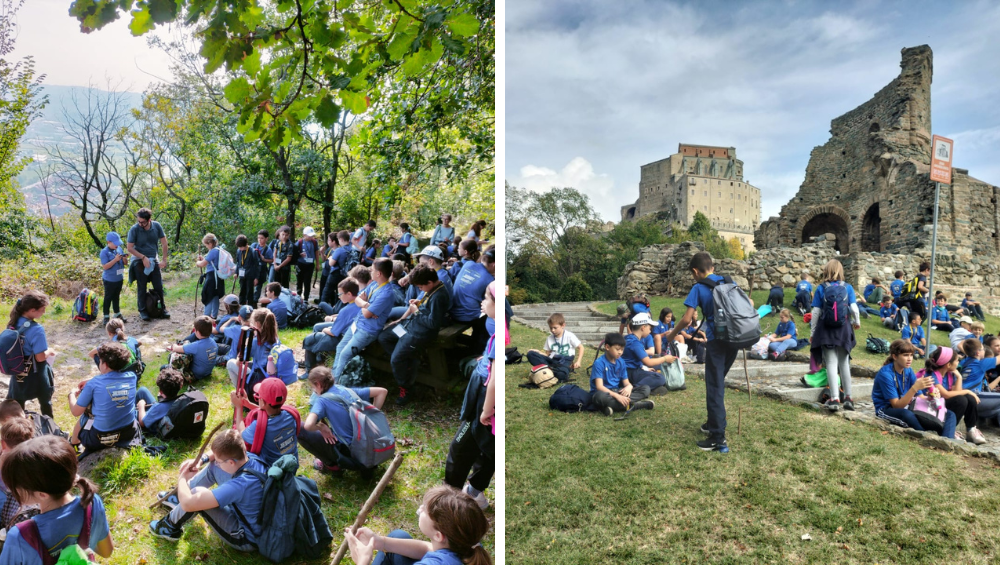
[
  {"xmin": 150, "ymin": 420, "xmax": 227, "ymax": 509},
  {"xmin": 743, "ymin": 349, "xmax": 752, "ymax": 403},
  {"xmin": 331, "ymin": 451, "xmax": 406, "ymax": 565}
]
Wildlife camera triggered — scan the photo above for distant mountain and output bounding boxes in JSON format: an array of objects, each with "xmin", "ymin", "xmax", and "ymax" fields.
[{"xmin": 16, "ymin": 85, "xmax": 144, "ymax": 217}]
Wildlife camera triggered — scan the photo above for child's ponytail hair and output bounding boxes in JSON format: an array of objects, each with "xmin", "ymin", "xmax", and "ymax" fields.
[
  {"xmin": 2, "ymin": 435, "xmax": 98, "ymax": 507},
  {"xmin": 106, "ymin": 318, "xmax": 127, "ymax": 341},
  {"xmin": 884, "ymin": 339, "xmax": 916, "ymax": 366},
  {"xmin": 423, "ymin": 485, "xmax": 492, "ymax": 565},
  {"xmin": 6, "ymin": 290, "xmax": 49, "ymax": 330},
  {"xmin": 924, "ymin": 346, "xmax": 955, "ymax": 373}
]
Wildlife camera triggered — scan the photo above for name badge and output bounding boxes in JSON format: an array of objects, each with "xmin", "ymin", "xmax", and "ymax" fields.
[
  {"xmin": 239, "ymin": 269, "xmax": 246, "ymax": 277},
  {"xmin": 351, "ymin": 321, "xmax": 358, "ymax": 334},
  {"xmin": 392, "ymin": 325, "xmax": 407, "ymax": 337},
  {"xmin": 116, "ymin": 269, "xmax": 124, "ymax": 276}
]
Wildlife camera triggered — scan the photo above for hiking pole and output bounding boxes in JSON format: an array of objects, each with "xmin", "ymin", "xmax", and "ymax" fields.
[
  {"xmin": 233, "ymin": 326, "xmax": 256, "ymax": 426},
  {"xmin": 743, "ymin": 349, "xmax": 752, "ymax": 404},
  {"xmin": 331, "ymin": 451, "xmax": 406, "ymax": 565},
  {"xmin": 150, "ymin": 420, "xmax": 226, "ymax": 509}
]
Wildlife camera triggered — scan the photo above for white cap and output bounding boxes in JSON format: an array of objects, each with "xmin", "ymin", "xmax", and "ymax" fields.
[
  {"xmin": 303, "ymin": 226, "xmax": 316, "ymax": 237},
  {"xmin": 960, "ymin": 316, "xmax": 974, "ymax": 324},
  {"xmin": 630, "ymin": 312, "xmax": 654, "ymax": 327}
]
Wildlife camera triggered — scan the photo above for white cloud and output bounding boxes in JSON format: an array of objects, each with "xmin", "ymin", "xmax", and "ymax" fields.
[{"xmin": 509, "ymin": 157, "xmax": 625, "ymax": 220}]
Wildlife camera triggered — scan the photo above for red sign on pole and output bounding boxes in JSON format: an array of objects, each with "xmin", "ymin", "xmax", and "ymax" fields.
[{"xmin": 930, "ymin": 135, "xmax": 954, "ymax": 184}]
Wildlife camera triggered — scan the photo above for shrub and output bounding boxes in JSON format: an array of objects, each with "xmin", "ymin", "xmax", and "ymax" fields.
[
  {"xmin": 558, "ymin": 274, "xmax": 593, "ymax": 302},
  {"xmin": 94, "ymin": 448, "xmax": 154, "ymax": 493}
]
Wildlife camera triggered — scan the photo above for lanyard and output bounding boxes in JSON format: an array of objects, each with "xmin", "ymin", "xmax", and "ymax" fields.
[
  {"xmin": 238, "ymin": 249, "xmax": 248, "ymax": 267},
  {"xmin": 368, "ymin": 281, "xmax": 388, "ymax": 303},
  {"xmin": 892, "ymin": 367, "xmax": 906, "ymax": 397},
  {"xmin": 418, "ymin": 282, "xmax": 443, "ymax": 306}
]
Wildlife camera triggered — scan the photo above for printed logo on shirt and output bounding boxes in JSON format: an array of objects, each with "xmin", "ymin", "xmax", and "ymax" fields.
[
  {"xmin": 274, "ymin": 427, "xmax": 297, "ymax": 454},
  {"xmin": 107, "ymin": 384, "xmax": 132, "ymax": 408}
]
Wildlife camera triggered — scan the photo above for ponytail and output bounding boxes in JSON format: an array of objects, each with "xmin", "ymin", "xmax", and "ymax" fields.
[
  {"xmin": 423, "ymin": 486, "xmax": 491, "ymax": 565},
  {"xmin": 6, "ymin": 290, "xmax": 48, "ymax": 330},
  {"xmin": 467, "ymin": 545, "xmax": 492, "ymax": 565},
  {"xmin": 106, "ymin": 318, "xmax": 127, "ymax": 342},
  {"xmin": 76, "ymin": 475, "xmax": 97, "ymax": 507}
]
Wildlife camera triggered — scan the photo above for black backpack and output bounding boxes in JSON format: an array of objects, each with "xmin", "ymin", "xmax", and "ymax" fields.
[
  {"xmin": 866, "ymin": 333, "xmax": 890, "ymax": 355},
  {"xmin": 27, "ymin": 411, "xmax": 68, "ymax": 439},
  {"xmin": 549, "ymin": 384, "xmax": 594, "ymax": 413},
  {"xmin": 341, "ymin": 248, "xmax": 360, "ymax": 277},
  {"xmin": 145, "ymin": 290, "xmax": 166, "ymax": 318},
  {"xmin": 157, "ymin": 391, "xmax": 209, "ymax": 440},
  {"xmin": 505, "ymin": 347, "xmax": 523, "ymax": 365},
  {"xmin": 290, "ymin": 305, "xmax": 326, "ymax": 329}
]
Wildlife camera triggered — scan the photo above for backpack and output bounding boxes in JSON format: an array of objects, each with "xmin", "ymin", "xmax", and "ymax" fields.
[
  {"xmin": 0, "ymin": 321, "xmax": 35, "ymax": 378},
  {"xmin": 122, "ymin": 337, "xmax": 145, "ymax": 380},
  {"xmin": 157, "ymin": 391, "xmax": 209, "ymax": 440},
  {"xmin": 404, "ymin": 233, "xmax": 420, "ymax": 256},
  {"xmin": 866, "ymin": 333, "xmax": 891, "ymax": 355},
  {"xmin": 899, "ymin": 276, "xmax": 922, "ymax": 302},
  {"xmin": 695, "ymin": 276, "xmax": 761, "ymax": 349},
  {"xmin": 341, "ymin": 248, "xmax": 360, "ymax": 277},
  {"xmin": 339, "ymin": 356, "xmax": 374, "ymax": 388},
  {"xmin": 71, "ymin": 289, "xmax": 99, "ymax": 323},
  {"xmin": 549, "ymin": 383, "xmax": 594, "ymax": 413},
  {"xmin": 528, "ymin": 364, "xmax": 558, "ymax": 389},
  {"xmin": 27, "ymin": 411, "xmax": 69, "ymax": 439},
  {"xmin": 279, "ymin": 288, "xmax": 306, "ymax": 319},
  {"xmin": 289, "ymin": 305, "xmax": 326, "ymax": 330},
  {"xmin": 237, "ymin": 455, "xmax": 333, "ymax": 563},
  {"xmin": 242, "ymin": 402, "xmax": 302, "ymax": 457},
  {"xmin": 748, "ymin": 337, "xmax": 770, "ymax": 360},
  {"xmin": 268, "ymin": 344, "xmax": 299, "ymax": 385},
  {"xmin": 216, "ymin": 247, "xmax": 238, "ymax": 280},
  {"xmin": 15, "ymin": 503, "xmax": 94, "ymax": 565},
  {"xmin": 505, "ymin": 347, "xmax": 523, "ymax": 365},
  {"xmin": 322, "ymin": 388, "xmax": 396, "ymax": 469},
  {"xmin": 821, "ymin": 282, "xmax": 851, "ymax": 329},
  {"xmin": 145, "ymin": 290, "xmax": 166, "ymax": 319}
]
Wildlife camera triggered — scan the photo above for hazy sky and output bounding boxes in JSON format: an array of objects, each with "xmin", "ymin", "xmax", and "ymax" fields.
[
  {"xmin": 505, "ymin": 0, "xmax": 1000, "ymax": 221},
  {"xmin": 9, "ymin": 0, "xmax": 174, "ymax": 92}
]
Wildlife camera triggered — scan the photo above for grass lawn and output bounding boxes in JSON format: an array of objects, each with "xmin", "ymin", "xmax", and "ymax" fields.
[
  {"xmin": 593, "ymin": 288, "xmax": 1000, "ymax": 370},
  {"xmin": 1, "ymin": 272, "xmax": 492, "ymax": 564},
  {"xmin": 506, "ymin": 321, "xmax": 1000, "ymax": 564}
]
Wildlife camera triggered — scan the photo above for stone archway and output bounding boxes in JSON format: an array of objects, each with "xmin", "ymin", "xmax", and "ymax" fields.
[
  {"xmin": 861, "ymin": 202, "xmax": 881, "ymax": 252},
  {"xmin": 800, "ymin": 205, "xmax": 851, "ymax": 253}
]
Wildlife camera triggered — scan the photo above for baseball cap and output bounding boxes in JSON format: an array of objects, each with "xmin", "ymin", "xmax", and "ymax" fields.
[
  {"xmin": 105, "ymin": 231, "xmax": 123, "ymax": 247},
  {"xmin": 630, "ymin": 312, "xmax": 654, "ymax": 327},
  {"xmin": 415, "ymin": 245, "xmax": 444, "ymax": 261},
  {"xmin": 303, "ymin": 226, "xmax": 316, "ymax": 237},
  {"xmin": 966, "ymin": 292, "xmax": 973, "ymax": 296},
  {"xmin": 254, "ymin": 378, "xmax": 287, "ymax": 406},
  {"xmin": 960, "ymin": 316, "xmax": 974, "ymax": 324},
  {"xmin": 239, "ymin": 305, "xmax": 254, "ymax": 320},
  {"xmin": 222, "ymin": 294, "xmax": 239, "ymax": 306}
]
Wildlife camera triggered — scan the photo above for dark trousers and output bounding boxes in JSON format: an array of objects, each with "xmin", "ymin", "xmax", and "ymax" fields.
[
  {"xmin": 445, "ymin": 419, "xmax": 494, "ymax": 493},
  {"xmin": 274, "ymin": 266, "xmax": 291, "ymax": 288},
  {"xmin": 321, "ymin": 272, "xmax": 345, "ymax": 305},
  {"xmin": 967, "ymin": 303, "xmax": 986, "ymax": 320},
  {"xmin": 9, "ymin": 362, "xmax": 54, "ymax": 418},
  {"xmin": 238, "ymin": 276, "xmax": 256, "ymax": 306},
  {"xmin": 704, "ymin": 340, "xmax": 739, "ymax": 441},
  {"xmin": 591, "ymin": 385, "xmax": 650, "ymax": 412},
  {"xmin": 102, "ymin": 279, "xmax": 122, "ymax": 316},
  {"xmin": 296, "ymin": 263, "xmax": 315, "ymax": 301},
  {"xmin": 904, "ymin": 298, "xmax": 927, "ymax": 318},
  {"xmin": 377, "ymin": 329, "xmax": 433, "ymax": 388},
  {"xmin": 524, "ymin": 351, "xmax": 571, "ymax": 382},
  {"xmin": 136, "ymin": 264, "xmax": 164, "ymax": 315},
  {"xmin": 252, "ymin": 271, "xmax": 270, "ymax": 307},
  {"xmin": 688, "ymin": 340, "xmax": 706, "ymax": 363},
  {"xmin": 297, "ymin": 429, "xmax": 362, "ymax": 470},
  {"xmin": 945, "ymin": 394, "xmax": 978, "ymax": 429},
  {"xmin": 469, "ymin": 315, "xmax": 489, "ymax": 352},
  {"xmin": 627, "ymin": 367, "xmax": 666, "ymax": 390}
]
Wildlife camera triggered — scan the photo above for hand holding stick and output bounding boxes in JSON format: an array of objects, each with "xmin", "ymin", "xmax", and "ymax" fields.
[
  {"xmin": 331, "ymin": 451, "xmax": 406, "ymax": 565},
  {"xmin": 149, "ymin": 420, "xmax": 226, "ymax": 509}
]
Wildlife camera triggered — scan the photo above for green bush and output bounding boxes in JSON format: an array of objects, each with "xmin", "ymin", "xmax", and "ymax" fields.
[
  {"xmin": 95, "ymin": 448, "xmax": 154, "ymax": 494},
  {"xmin": 0, "ymin": 254, "xmax": 105, "ymax": 301},
  {"xmin": 558, "ymin": 274, "xmax": 593, "ymax": 302}
]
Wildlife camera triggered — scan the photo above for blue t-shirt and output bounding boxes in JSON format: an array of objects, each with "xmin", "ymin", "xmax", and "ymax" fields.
[
  {"xmin": 890, "ymin": 279, "xmax": 904, "ymax": 298},
  {"xmin": 451, "ymin": 263, "xmax": 494, "ymax": 322},
  {"xmin": 414, "ymin": 549, "xmax": 463, "ymax": 565},
  {"xmin": 631, "ymin": 303, "xmax": 650, "ymax": 315},
  {"xmin": 183, "ymin": 337, "xmax": 219, "ymax": 380},
  {"xmin": 932, "ymin": 306, "xmax": 952, "ymax": 324},
  {"xmin": 872, "ymin": 364, "xmax": 916, "ymax": 413},
  {"xmin": 810, "ymin": 281, "xmax": 859, "ymax": 310},
  {"xmin": 204, "ymin": 247, "xmax": 220, "ymax": 272},
  {"xmin": 622, "ymin": 334, "xmax": 649, "ymax": 371},
  {"xmin": 15, "ymin": 317, "xmax": 46, "ymax": 357},
  {"xmin": 0, "ymin": 495, "xmax": 109, "ymax": 565},
  {"xmin": 331, "ymin": 303, "xmax": 360, "ymax": 337},
  {"xmin": 436, "ymin": 268, "xmax": 455, "ymax": 298},
  {"xmin": 213, "ymin": 457, "xmax": 268, "ymax": 543},
  {"xmin": 863, "ymin": 284, "xmax": 876, "ymax": 301},
  {"xmin": 880, "ymin": 304, "xmax": 899, "ymax": 318},
  {"xmin": 243, "ymin": 411, "xmax": 299, "ymax": 466},
  {"xmin": 652, "ymin": 321, "xmax": 674, "ymax": 336},
  {"xmin": 795, "ymin": 280, "xmax": 813, "ymax": 294},
  {"xmin": 309, "ymin": 386, "xmax": 371, "ymax": 445},
  {"xmin": 961, "ymin": 357, "xmax": 999, "ymax": 392},
  {"xmin": 775, "ymin": 320, "xmax": 797, "ymax": 340},
  {"xmin": 77, "ymin": 370, "xmax": 137, "ymax": 431},
  {"xmin": 297, "ymin": 239, "xmax": 318, "ymax": 264},
  {"xmin": 641, "ymin": 334, "xmax": 654, "ymax": 350},
  {"xmin": 99, "ymin": 247, "xmax": 126, "ymax": 282},
  {"xmin": 590, "ymin": 354, "xmax": 627, "ymax": 393},
  {"xmin": 268, "ymin": 299, "xmax": 288, "ymax": 329},
  {"xmin": 222, "ymin": 324, "xmax": 244, "ymax": 361},
  {"xmin": 398, "ymin": 232, "xmax": 413, "ymax": 249},
  {"xmin": 901, "ymin": 325, "xmax": 925, "ymax": 347},
  {"xmin": 357, "ymin": 282, "xmax": 395, "ymax": 334},
  {"xmin": 382, "ymin": 244, "xmax": 393, "ymax": 257},
  {"xmin": 683, "ymin": 273, "xmax": 725, "ymax": 341},
  {"xmin": 473, "ymin": 333, "xmax": 496, "ymax": 382},
  {"xmin": 142, "ymin": 398, "xmax": 174, "ymax": 431},
  {"xmin": 331, "ymin": 247, "xmax": 349, "ymax": 274},
  {"xmin": 251, "ymin": 242, "xmax": 274, "ymax": 265}
]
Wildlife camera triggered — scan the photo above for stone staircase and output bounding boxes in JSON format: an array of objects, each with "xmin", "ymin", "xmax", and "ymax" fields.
[{"xmin": 510, "ymin": 302, "xmax": 621, "ymax": 345}]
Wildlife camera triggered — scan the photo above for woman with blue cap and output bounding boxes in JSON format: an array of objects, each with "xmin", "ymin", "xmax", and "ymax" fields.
[{"xmin": 99, "ymin": 231, "xmax": 129, "ymax": 324}]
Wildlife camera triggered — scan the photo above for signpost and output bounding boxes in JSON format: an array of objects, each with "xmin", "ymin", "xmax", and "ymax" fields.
[{"xmin": 924, "ymin": 135, "xmax": 954, "ymax": 349}]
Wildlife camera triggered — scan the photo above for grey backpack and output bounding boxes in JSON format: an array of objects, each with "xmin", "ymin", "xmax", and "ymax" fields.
[
  {"xmin": 697, "ymin": 276, "xmax": 761, "ymax": 349},
  {"xmin": 321, "ymin": 388, "xmax": 396, "ymax": 468}
]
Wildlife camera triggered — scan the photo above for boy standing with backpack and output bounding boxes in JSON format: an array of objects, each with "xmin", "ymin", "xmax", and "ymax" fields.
[
  {"xmin": 251, "ymin": 230, "xmax": 274, "ymax": 308},
  {"xmin": 295, "ymin": 227, "xmax": 319, "ymax": 302},
  {"xmin": 665, "ymin": 252, "xmax": 758, "ymax": 453}
]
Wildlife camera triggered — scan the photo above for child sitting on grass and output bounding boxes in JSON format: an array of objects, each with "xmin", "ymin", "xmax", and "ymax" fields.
[
  {"xmin": 0, "ymin": 418, "xmax": 38, "ymax": 530},
  {"xmin": 963, "ymin": 292, "xmax": 986, "ymax": 321},
  {"xmin": 931, "ymin": 296, "xmax": 960, "ymax": 332},
  {"xmin": 525, "ymin": 313, "xmax": 584, "ymax": 382},
  {"xmin": 879, "ymin": 295, "xmax": 901, "ymax": 329},
  {"xmin": 0, "ymin": 436, "xmax": 114, "ymax": 562},
  {"xmin": 972, "ymin": 321, "xmax": 985, "ymax": 343},
  {"xmin": 652, "ymin": 307, "xmax": 676, "ymax": 356},
  {"xmin": 135, "ymin": 368, "xmax": 186, "ymax": 436},
  {"xmin": 68, "ymin": 342, "xmax": 141, "ymax": 453},
  {"xmin": 683, "ymin": 311, "xmax": 707, "ymax": 363},
  {"xmin": 622, "ymin": 313, "xmax": 675, "ymax": 394},
  {"xmin": 165, "ymin": 316, "xmax": 219, "ymax": 382},
  {"xmin": 959, "ymin": 338, "xmax": 999, "ymax": 394},
  {"xmin": 872, "ymin": 339, "xmax": 956, "ymax": 438},
  {"xmin": 343, "ymin": 485, "xmax": 492, "ymax": 565},
  {"xmin": 258, "ymin": 283, "xmax": 289, "ymax": 330},
  {"xmin": 589, "ymin": 332, "xmax": 654, "ymax": 417},
  {"xmin": 226, "ymin": 309, "xmax": 280, "ymax": 389},
  {"xmin": 87, "ymin": 319, "xmax": 141, "ymax": 374},
  {"xmin": 949, "ymin": 316, "xmax": 975, "ymax": 349},
  {"xmin": 794, "ymin": 272, "xmax": 813, "ymax": 314},
  {"xmin": 901, "ymin": 313, "xmax": 927, "ymax": 358},
  {"xmin": 231, "ymin": 378, "xmax": 299, "ymax": 466},
  {"xmin": 299, "ymin": 366, "xmax": 388, "ymax": 473},
  {"xmin": 766, "ymin": 309, "xmax": 797, "ymax": 361},
  {"xmin": 149, "ymin": 429, "xmax": 266, "ymax": 551}
]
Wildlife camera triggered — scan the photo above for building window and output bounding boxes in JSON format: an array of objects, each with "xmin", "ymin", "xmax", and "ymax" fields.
[
  {"xmin": 691, "ymin": 189, "xmax": 695, "ymax": 195},
  {"xmin": 718, "ymin": 192, "xmax": 721, "ymax": 197},
  {"xmin": 703, "ymin": 191, "xmax": 707, "ymax": 196}
]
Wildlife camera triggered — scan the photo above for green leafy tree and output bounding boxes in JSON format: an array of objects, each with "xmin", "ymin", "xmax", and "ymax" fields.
[
  {"xmin": 558, "ymin": 274, "xmax": 593, "ymax": 302},
  {"xmin": 687, "ymin": 211, "xmax": 713, "ymax": 238}
]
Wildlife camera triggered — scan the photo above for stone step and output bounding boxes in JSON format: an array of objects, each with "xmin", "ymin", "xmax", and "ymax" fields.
[
  {"xmin": 516, "ymin": 313, "xmax": 613, "ymax": 322},
  {"xmin": 773, "ymin": 381, "xmax": 874, "ymax": 402},
  {"xmin": 685, "ymin": 360, "xmax": 811, "ymax": 380},
  {"xmin": 512, "ymin": 302, "xmax": 597, "ymax": 313}
]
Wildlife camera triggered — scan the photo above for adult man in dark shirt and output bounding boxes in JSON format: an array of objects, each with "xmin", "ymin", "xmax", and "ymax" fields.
[{"xmin": 127, "ymin": 208, "xmax": 171, "ymax": 321}]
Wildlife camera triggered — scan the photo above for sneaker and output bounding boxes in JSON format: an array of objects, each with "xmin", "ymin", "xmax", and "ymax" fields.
[
  {"xmin": 824, "ymin": 398, "xmax": 841, "ymax": 411},
  {"xmin": 112, "ymin": 312, "xmax": 124, "ymax": 320},
  {"xmin": 156, "ymin": 491, "xmax": 179, "ymax": 510},
  {"xmin": 395, "ymin": 387, "xmax": 412, "ymax": 406},
  {"xmin": 149, "ymin": 519, "xmax": 181, "ymax": 542},
  {"xmin": 312, "ymin": 458, "xmax": 341, "ymax": 473},
  {"xmin": 296, "ymin": 370, "xmax": 310, "ymax": 381},
  {"xmin": 955, "ymin": 431, "xmax": 965, "ymax": 441},
  {"xmin": 700, "ymin": 422, "xmax": 710, "ymax": 434},
  {"xmin": 602, "ymin": 406, "xmax": 614, "ymax": 417},
  {"xmin": 969, "ymin": 428, "xmax": 987, "ymax": 445},
  {"xmin": 697, "ymin": 438, "xmax": 729, "ymax": 453},
  {"xmin": 776, "ymin": 352, "xmax": 787, "ymax": 362},
  {"xmin": 842, "ymin": 396, "xmax": 855, "ymax": 411},
  {"xmin": 463, "ymin": 484, "xmax": 489, "ymax": 510},
  {"xmin": 650, "ymin": 386, "xmax": 669, "ymax": 396},
  {"xmin": 633, "ymin": 400, "xmax": 655, "ymax": 411},
  {"xmin": 140, "ymin": 313, "xmax": 151, "ymax": 322},
  {"xmin": 162, "ymin": 311, "xmax": 171, "ymax": 319}
]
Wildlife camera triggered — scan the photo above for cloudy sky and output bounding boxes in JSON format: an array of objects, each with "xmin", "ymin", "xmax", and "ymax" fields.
[
  {"xmin": 9, "ymin": 0, "xmax": 173, "ymax": 92},
  {"xmin": 505, "ymin": 0, "xmax": 1000, "ymax": 221}
]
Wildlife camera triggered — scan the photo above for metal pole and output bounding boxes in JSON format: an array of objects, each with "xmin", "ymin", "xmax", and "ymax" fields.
[{"xmin": 924, "ymin": 182, "xmax": 941, "ymax": 352}]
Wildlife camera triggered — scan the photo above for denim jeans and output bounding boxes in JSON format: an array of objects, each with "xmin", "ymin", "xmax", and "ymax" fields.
[
  {"xmin": 877, "ymin": 407, "xmax": 957, "ymax": 438},
  {"xmin": 135, "ymin": 387, "xmax": 156, "ymax": 406},
  {"xmin": 371, "ymin": 530, "xmax": 417, "ymax": 565},
  {"xmin": 203, "ymin": 296, "xmax": 220, "ymax": 319},
  {"xmin": 332, "ymin": 325, "xmax": 379, "ymax": 382},
  {"xmin": 768, "ymin": 338, "xmax": 797, "ymax": 355},
  {"xmin": 167, "ymin": 463, "xmax": 257, "ymax": 552}
]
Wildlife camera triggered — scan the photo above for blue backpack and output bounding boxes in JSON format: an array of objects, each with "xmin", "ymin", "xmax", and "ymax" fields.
[
  {"xmin": 268, "ymin": 344, "xmax": 298, "ymax": 385},
  {"xmin": 821, "ymin": 282, "xmax": 851, "ymax": 329},
  {"xmin": 549, "ymin": 384, "xmax": 594, "ymax": 413},
  {"xmin": 0, "ymin": 321, "xmax": 35, "ymax": 378}
]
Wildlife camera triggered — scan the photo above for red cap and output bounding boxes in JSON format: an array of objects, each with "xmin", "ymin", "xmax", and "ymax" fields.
[{"xmin": 253, "ymin": 378, "xmax": 287, "ymax": 406}]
